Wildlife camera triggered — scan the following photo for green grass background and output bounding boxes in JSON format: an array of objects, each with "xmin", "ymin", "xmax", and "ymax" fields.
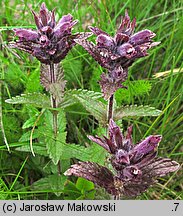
[{"xmin": 0, "ymin": 0, "xmax": 182, "ymax": 199}]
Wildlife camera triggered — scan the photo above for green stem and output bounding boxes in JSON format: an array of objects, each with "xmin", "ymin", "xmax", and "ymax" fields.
[{"xmin": 49, "ymin": 62, "xmax": 61, "ymax": 175}]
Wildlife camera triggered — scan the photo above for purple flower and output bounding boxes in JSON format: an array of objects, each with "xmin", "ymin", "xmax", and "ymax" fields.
[
  {"xmin": 65, "ymin": 119, "xmax": 180, "ymax": 198},
  {"xmin": 10, "ymin": 2, "xmax": 91, "ymax": 64},
  {"xmin": 77, "ymin": 10, "xmax": 159, "ymax": 70},
  {"xmin": 89, "ymin": 119, "xmax": 162, "ymax": 171},
  {"xmin": 74, "ymin": 11, "xmax": 160, "ymax": 99}
]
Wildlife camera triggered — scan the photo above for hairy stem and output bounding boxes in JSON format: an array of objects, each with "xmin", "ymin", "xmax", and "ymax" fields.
[
  {"xmin": 49, "ymin": 62, "xmax": 61, "ymax": 175},
  {"xmin": 107, "ymin": 94, "xmax": 114, "ymax": 124},
  {"xmin": 107, "ymin": 94, "xmax": 114, "ymax": 137}
]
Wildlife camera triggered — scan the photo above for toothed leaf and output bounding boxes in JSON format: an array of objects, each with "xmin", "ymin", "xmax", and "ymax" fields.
[
  {"xmin": 114, "ymin": 105, "xmax": 162, "ymax": 119},
  {"xmin": 39, "ymin": 109, "xmax": 67, "ymax": 165},
  {"xmin": 60, "ymin": 89, "xmax": 102, "ymax": 109},
  {"xmin": 5, "ymin": 93, "xmax": 50, "ymax": 108},
  {"xmin": 65, "ymin": 89, "xmax": 106, "ymax": 124}
]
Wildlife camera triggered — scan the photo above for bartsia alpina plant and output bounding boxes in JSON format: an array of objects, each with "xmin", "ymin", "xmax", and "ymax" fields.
[
  {"xmin": 10, "ymin": 2, "xmax": 91, "ymax": 64},
  {"xmin": 65, "ymin": 119, "xmax": 180, "ymax": 198},
  {"xmin": 75, "ymin": 11, "xmax": 160, "ymax": 99},
  {"xmin": 6, "ymin": 2, "xmax": 180, "ymax": 200}
]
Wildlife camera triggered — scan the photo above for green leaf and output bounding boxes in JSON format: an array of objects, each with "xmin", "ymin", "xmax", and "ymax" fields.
[
  {"xmin": 75, "ymin": 178, "xmax": 96, "ymax": 200},
  {"xmin": 19, "ymin": 129, "xmax": 40, "ymax": 142},
  {"xmin": 87, "ymin": 144, "xmax": 107, "ymax": 164},
  {"xmin": 61, "ymin": 143, "xmax": 106, "ymax": 165},
  {"xmin": 48, "ymin": 174, "xmax": 67, "ymax": 196},
  {"xmin": 31, "ymin": 174, "xmax": 67, "ymax": 196},
  {"xmin": 65, "ymin": 89, "xmax": 106, "ymax": 124},
  {"xmin": 84, "ymin": 189, "xmax": 96, "ymax": 200},
  {"xmin": 67, "ymin": 89, "xmax": 102, "ymax": 100},
  {"xmin": 5, "ymin": 93, "xmax": 50, "ymax": 108},
  {"xmin": 16, "ymin": 141, "xmax": 106, "ymax": 165},
  {"xmin": 114, "ymin": 105, "xmax": 162, "ymax": 120},
  {"xmin": 31, "ymin": 177, "xmax": 51, "ymax": 191},
  {"xmin": 39, "ymin": 109, "xmax": 67, "ymax": 165},
  {"xmin": 89, "ymin": 67, "xmax": 101, "ymax": 92},
  {"xmin": 76, "ymin": 177, "xmax": 95, "ymax": 192},
  {"xmin": 63, "ymin": 180, "xmax": 81, "ymax": 200},
  {"xmin": 61, "ymin": 89, "xmax": 102, "ymax": 109},
  {"xmin": 22, "ymin": 116, "xmax": 38, "ymax": 129},
  {"xmin": 26, "ymin": 68, "xmax": 43, "ymax": 93},
  {"xmin": 59, "ymin": 143, "xmax": 87, "ymax": 160},
  {"xmin": 15, "ymin": 143, "xmax": 47, "ymax": 156},
  {"xmin": 4, "ymin": 62, "xmax": 27, "ymax": 89}
]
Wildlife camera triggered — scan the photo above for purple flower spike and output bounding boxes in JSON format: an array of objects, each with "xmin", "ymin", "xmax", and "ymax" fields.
[
  {"xmin": 65, "ymin": 119, "xmax": 180, "ymax": 198},
  {"xmin": 10, "ymin": 2, "xmax": 92, "ymax": 64},
  {"xmin": 74, "ymin": 10, "xmax": 160, "ymax": 99}
]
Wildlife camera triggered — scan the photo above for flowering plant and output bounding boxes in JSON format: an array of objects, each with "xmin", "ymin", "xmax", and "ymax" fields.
[
  {"xmin": 11, "ymin": 2, "xmax": 90, "ymax": 64},
  {"xmin": 74, "ymin": 11, "xmax": 160, "ymax": 99},
  {"xmin": 65, "ymin": 119, "xmax": 179, "ymax": 198},
  {"xmin": 4, "ymin": 2, "xmax": 180, "ymax": 200}
]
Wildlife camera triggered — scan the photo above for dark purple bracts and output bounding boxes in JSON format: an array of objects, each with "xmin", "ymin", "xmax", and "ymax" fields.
[
  {"xmin": 74, "ymin": 11, "xmax": 160, "ymax": 99},
  {"xmin": 11, "ymin": 3, "xmax": 91, "ymax": 64},
  {"xmin": 65, "ymin": 119, "xmax": 180, "ymax": 198}
]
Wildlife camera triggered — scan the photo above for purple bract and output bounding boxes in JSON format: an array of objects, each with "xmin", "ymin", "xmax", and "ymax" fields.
[
  {"xmin": 65, "ymin": 119, "xmax": 180, "ymax": 198},
  {"xmin": 11, "ymin": 2, "xmax": 91, "ymax": 64},
  {"xmin": 74, "ymin": 11, "xmax": 160, "ymax": 99}
]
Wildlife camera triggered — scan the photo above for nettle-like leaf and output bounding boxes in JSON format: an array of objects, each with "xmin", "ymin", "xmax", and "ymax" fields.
[
  {"xmin": 16, "ymin": 142, "xmax": 106, "ymax": 165},
  {"xmin": 31, "ymin": 174, "xmax": 67, "ymax": 196},
  {"xmin": 19, "ymin": 129, "xmax": 40, "ymax": 142},
  {"xmin": 58, "ymin": 89, "xmax": 102, "ymax": 109},
  {"xmin": 65, "ymin": 89, "xmax": 106, "ymax": 124},
  {"xmin": 39, "ymin": 109, "xmax": 67, "ymax": 165},
  {"xmin": 16, "ymin": 143, "xmax": 47, "ymax": 156},
  {"xmin": 26, "ymin": 68, "xmax": 43, "ymax": 93},
  {"xmin": 48, "ymin": 174, "xmax": 67, "ymax": 196},
  {"xmin": 67, "ymin": 89, "xmax": 102, "ymax": 99},
  {"xmin": 62, "ymin": 143, "xmax": 106, "ymax": 164},
  {"xmin": 5, "ymin": 93, "xmax": 50, "ymax": 108},
  {"xmin": 114, "ymin": 105, "xmax": 162, "ymax": 120},
  {"xmin": 41, "ymin": 63, "xmax": 66, "ymax": 104}
]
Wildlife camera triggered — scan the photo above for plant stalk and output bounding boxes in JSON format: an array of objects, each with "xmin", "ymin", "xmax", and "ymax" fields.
[
  {"xmin": 49, "ymin": 62, "xmax": 61, "ymax": 175},
  {"xmin": 107, "ymin": 94, "xmax": 114, "ymax": 137},
  {"xmin": 107, "ymin": 94, "xmax": 114, "ymax": 124}
]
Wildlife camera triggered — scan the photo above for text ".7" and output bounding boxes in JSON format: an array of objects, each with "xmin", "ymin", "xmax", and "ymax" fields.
[{"xmin": 172, "ymin": 203, "xmax": 179, "ymax": 212}]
